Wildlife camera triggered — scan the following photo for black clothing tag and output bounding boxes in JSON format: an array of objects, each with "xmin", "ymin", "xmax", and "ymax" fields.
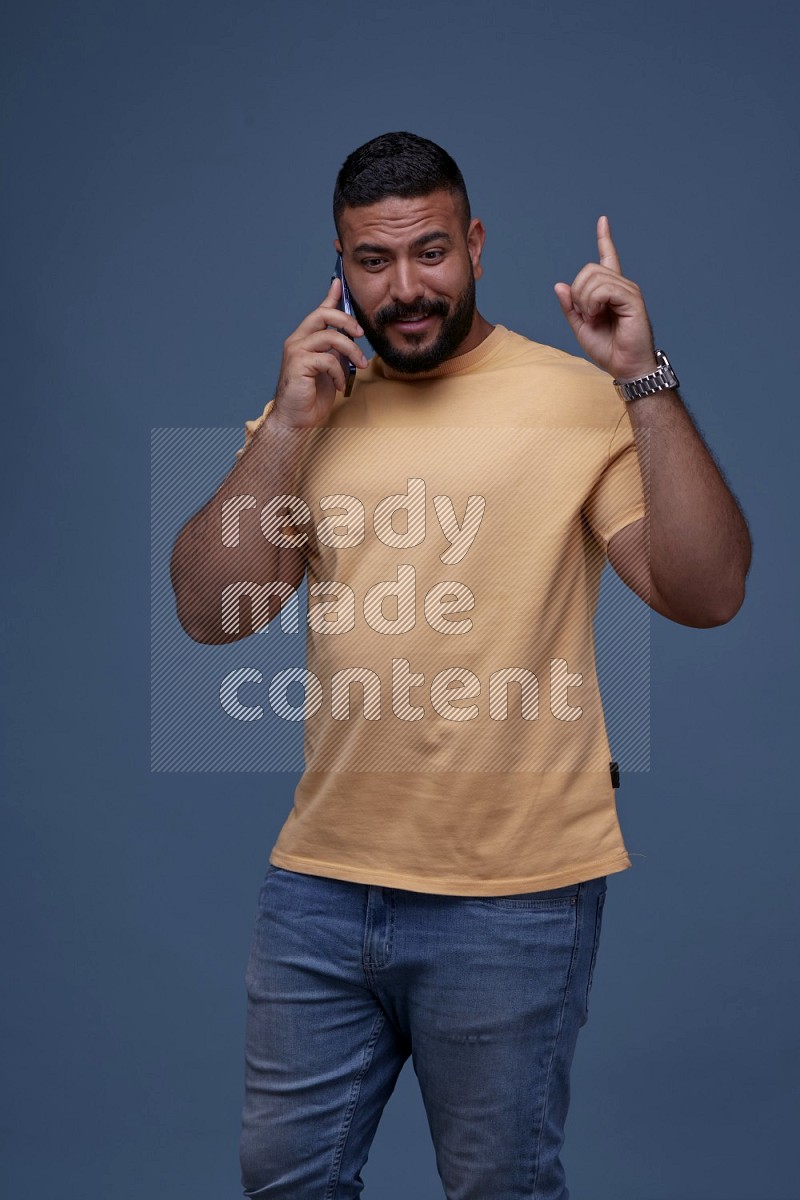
[{"xmin": 610, "ymin": 760, "xmax": 620, "ymax": 789}]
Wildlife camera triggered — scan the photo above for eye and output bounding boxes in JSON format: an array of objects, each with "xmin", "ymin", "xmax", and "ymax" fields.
[
  {"xmin": 361, "ymin": 258, "xmax": 384, "ymax": 269},
  {"xmin": 422, "ymin": 250, "xmax": 444, "ymax": 260}
]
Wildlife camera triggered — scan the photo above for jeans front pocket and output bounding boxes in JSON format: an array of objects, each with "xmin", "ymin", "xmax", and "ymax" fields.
[
  {"xmin": 584, "ymin": 886, "xmax": 607, "ymax": 1015},
  {"xmin": 476, "ymin": 881, "xmax": 580, "ymax": 908}
]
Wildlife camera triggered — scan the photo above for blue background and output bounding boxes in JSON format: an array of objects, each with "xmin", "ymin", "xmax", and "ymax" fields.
[{"xmin": 3, "ymin": 2, "xmax": 797, "ymax": 1197}]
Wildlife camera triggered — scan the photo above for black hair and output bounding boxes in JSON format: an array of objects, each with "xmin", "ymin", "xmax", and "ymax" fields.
[{"xmin": 333, "ymin": 131, "xmax": 472, "ymax": 242}]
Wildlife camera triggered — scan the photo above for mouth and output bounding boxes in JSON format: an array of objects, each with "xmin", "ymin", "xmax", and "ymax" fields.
[{"xmin": 392, "ymin": 314, "xmax": 437, "ymax": 332}]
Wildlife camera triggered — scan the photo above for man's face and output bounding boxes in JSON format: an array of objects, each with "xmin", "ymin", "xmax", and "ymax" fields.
[{"xmin": 334, "ymin": 190, "xmax": 486, "ymax": 374}]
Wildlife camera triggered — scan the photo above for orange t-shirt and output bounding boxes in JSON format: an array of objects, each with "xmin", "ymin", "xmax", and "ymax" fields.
[{"xmin": 237, "ymin": 324, "xmax": 646, "ymax": 894}]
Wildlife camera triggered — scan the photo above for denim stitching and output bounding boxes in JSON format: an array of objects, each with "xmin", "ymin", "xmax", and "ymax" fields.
[
  {"xmin": 530, "ymin": 879, "xmax": 583, "ymax": 1199},
  {"xmin": 584, "ymin": 889, "xmax": 606, "ymax": 1017},
  {"xmin": 324, "ymin": 1009, "xmax": 387, "ymax": 1199}
]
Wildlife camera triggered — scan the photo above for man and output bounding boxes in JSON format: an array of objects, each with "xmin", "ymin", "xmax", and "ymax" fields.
[{"xmin": 170, "ymin": 132, "xmax": 751, "ymax": 1199}]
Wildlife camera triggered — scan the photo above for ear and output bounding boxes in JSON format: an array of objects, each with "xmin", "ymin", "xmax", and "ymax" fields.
[
  {"xmin": 467, "ymin": 218, "xmax": 486, "ymax": 281},
  {"xmin": 334, "ymin": 238, "xmax": 343, "ymax": 254}
]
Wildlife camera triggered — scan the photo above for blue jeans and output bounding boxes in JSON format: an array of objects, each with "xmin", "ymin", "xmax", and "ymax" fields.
[{"xmin": 239, "ymin": 865, "xmax": 608, "ymax": 1199}]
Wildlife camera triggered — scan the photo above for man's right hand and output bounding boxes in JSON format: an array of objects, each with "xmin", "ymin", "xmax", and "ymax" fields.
[{"xmin": 272, "ymin": 276, "xmax": 368, "ymax": 431}]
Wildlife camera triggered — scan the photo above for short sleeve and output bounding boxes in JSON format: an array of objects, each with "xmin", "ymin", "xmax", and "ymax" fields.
[
  {"xmin": 582, "ymin": 404, "xmax": 646, "ymax": 549},
  {"xmin": 235, "ymin": 398, "xmax": 277, "ymax": 460}
]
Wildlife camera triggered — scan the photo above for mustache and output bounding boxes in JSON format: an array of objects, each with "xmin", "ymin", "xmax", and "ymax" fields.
[{"xmin": 378, "ymin": 303, "xmax": 446, "ymax": 325}]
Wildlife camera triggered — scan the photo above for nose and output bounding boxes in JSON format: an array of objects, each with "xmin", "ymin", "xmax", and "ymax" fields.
[{"xmin": 388, "ymin": 260, "xmax": 427, "ymax": 310}]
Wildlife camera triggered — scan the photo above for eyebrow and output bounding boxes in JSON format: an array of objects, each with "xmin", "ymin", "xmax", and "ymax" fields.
[{"xmin": 352, "ymin": 230, "xmax": 453, "ymax": 255}]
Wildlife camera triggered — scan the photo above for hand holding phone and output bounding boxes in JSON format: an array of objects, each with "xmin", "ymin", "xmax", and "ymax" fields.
[{"xmin": 270, "ymin": 266, "xmax": 367, "ymax": 431}]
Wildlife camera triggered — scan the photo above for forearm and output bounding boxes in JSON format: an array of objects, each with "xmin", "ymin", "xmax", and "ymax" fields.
[
  {"xmin": 169, "ymin": 413, "xmax": 312, "ymax": 644},
  {"xmin": 627, "ymin": 387, "xmax": 752, "ymax": 624}
]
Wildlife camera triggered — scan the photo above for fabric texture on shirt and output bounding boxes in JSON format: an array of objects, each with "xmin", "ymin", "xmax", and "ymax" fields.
[{"xmin": 236, "ymin": 324, "xmax": 646, "ymax": 895}]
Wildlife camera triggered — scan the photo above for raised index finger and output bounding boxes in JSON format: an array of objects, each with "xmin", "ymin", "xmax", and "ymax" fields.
[{"xmin": 597, "ymin": 214, "xmax": 622, "ymax": 273}]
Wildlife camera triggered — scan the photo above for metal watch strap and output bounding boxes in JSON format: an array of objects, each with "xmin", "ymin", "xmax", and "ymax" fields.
[{"xmin": 613, "ymin": 349, "xmax": 679, "ymax": 402}]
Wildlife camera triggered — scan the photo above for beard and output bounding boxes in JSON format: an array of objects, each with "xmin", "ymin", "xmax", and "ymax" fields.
[{"xmin": 348, "ymin": 264, "xmax": 477, "ymax": 375}]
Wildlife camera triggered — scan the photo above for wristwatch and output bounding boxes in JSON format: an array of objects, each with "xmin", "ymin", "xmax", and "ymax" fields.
[{"xmin": 613, "ymin": 349, "xmax": 679, "ymax": 402}]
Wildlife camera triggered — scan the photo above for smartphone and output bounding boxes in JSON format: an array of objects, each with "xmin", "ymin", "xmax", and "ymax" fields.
[{"xmin": 330, "ymin": 253, "xmax": 357, "ymax": 397}]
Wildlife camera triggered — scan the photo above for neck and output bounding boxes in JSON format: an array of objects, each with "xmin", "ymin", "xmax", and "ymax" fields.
[{"xmin": 453, "ymin": 310, "xmax": 495, "ymax": 358}]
